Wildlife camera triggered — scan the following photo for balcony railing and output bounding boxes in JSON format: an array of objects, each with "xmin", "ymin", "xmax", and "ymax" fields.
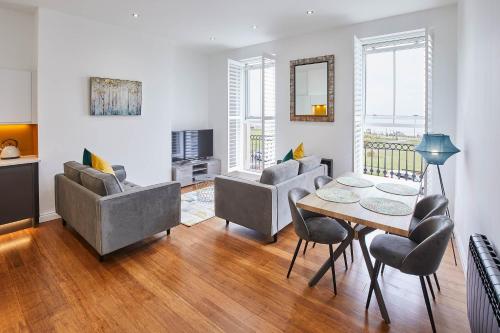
[
  {"xmin": 249, "ymin": 134, "xmax": 273, "ymax": 171},
  {"xmin": 363, "ymin": 141, "xmax": 424, "ymax": 182}
]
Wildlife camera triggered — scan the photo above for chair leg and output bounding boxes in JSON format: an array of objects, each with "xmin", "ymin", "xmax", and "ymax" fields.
[
  {"xmin": 381, "ymin": 263, "xmax": 386, "ymax": 275},
  {"xmin": 226, "ymin": 220, "xmax": 229, "ymax": 227},
  {"xmin": 287, "ymin": 239, "xmax": 303, "ymax": 278},
  {"xmin": 328, "ymin": 244, "xmax": 337, "ymax": 295},
  {"xmin": 303, "ymin": 241, "xmax": 309, "ymax": 255},
  {"xmin": 312, "ymin": 242, "xmax": 316, "ymax": 248},
  {"xmin": 343, "ymin": 250, "xmax": 348, "ymax": 271},
  {"xmin": 167, "ymin": 229, "xmax": 170, "ymax": 236},
  {"xmin": 420, "ymin": 276, "xmax": 437, "ymax": 333},
  {"xmin": 350, "ymin": 241, "xmax": 354, "ymax": 263},
  {"xmin": 426, "ymin": 275, "xmax": 436, "ymax": 301},
  {"xmin": 433, "ymin": 273, "xmax": 441, "ymax": 292},
  {"xmin": 450, "ymin": 237, "xmax": 458, "ymax": 266},
  {"xmin": 366, "ymin": 260, "xmax": 382, "ymax": 309}
]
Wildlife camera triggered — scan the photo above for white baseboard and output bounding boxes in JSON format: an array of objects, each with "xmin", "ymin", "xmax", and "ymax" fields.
[
  {"xmin": 39, "ymin": 211, "xmax": 61, "ymax": 223},
  {"xmin": 454, "ymin": 231, "xmax": 468, "ymax": 277}
]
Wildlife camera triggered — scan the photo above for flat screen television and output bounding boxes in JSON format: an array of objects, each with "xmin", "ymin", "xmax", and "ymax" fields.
[{"xmin": 172, "ymin": 129, "xmax": 213, "ymax": 161}]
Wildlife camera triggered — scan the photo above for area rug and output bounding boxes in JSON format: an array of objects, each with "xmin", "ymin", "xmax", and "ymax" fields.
[{"xmin": 181, "ymin": 186, "xmax": 215, "ymax": 226}]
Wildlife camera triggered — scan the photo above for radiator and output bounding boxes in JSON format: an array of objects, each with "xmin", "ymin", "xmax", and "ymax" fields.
[{"xmin": 468, "ymin": 234, "xmax": 500, "ymax": 333}]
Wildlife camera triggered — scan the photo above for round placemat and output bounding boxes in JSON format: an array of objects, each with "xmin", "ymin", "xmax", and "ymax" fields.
[
  {"xmin": 375, "ymin": 183, "xmax": 419, "ymax": 196},
  {"xmin": 336, "ymin": 176, "xmax": 374, "ymax": 188},
  {"xmin": 359, "ymin": 197, "xmax": 413, "ymax": 216},
  {"xmin": 316, "ymin": 187, "xmax": 360, "ymax": 204}
]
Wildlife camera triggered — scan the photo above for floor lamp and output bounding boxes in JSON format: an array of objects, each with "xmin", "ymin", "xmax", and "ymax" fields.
[{"xmin": 416, "ymin": 133, "xmax": 460, "ymax": 265}]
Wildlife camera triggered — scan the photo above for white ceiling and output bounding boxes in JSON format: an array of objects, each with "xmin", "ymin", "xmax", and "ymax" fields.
[{"xmin": 2, "ymin": 0, "xmax": 456, "ymax": 53}]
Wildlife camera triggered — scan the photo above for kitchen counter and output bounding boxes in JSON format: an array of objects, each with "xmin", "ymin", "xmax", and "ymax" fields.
[{"xmin": 0, "ymin": 155, "xmax": 39, "ymax": 167}]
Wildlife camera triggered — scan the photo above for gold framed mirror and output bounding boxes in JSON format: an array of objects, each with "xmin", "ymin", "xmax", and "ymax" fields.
[{"xmin": 290, "ymin": 55, "xmax": 334, "ymax": 122}]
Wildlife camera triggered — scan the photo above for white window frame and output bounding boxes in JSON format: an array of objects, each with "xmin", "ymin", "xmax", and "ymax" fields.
[{"xmin": 353, "ymin": 29, "xmax": 433, "ymax": 178}]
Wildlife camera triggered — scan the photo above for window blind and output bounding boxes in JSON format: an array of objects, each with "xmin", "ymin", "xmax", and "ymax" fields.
[
  {"xmin": 262, "ymin": 55, "xmax": 276, "ymax": 169},
  {"xmin": 353, "ymin": 35, "xmax": 365, "ymax": 174},
  {"xmin": 228, "ymin": 59, "xmax": 244, "ymax": 171}
]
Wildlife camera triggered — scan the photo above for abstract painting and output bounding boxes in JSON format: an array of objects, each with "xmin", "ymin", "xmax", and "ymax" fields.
[{"xmin": 90, "ymin": 77, "xmax": 142, "ymax": 116}]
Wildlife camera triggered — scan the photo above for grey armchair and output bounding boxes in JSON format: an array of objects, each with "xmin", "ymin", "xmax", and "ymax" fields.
[
  {"xmin": 287, "ymin": 188, "xmax": 349, "ymax": 295},
  {"xmin": 55, "ymin": 161, "xmax": 181, "ymax": 260},
  {"xmin": 367, "ymin": 215, "xmax": 454, "ymax": 332}
]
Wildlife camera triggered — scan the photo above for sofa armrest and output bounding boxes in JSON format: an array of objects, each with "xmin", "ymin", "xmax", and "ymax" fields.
[
  {"xmin": 112, "ymin": 165, "xmax": 126, "ymax": 182},
  {"xmin": 214, "ymin": 176, "xmax": 277, "ymax": 237},
  {"xmin": 98, "ymin": 182, "xmax": 181, "ymax": 254}
]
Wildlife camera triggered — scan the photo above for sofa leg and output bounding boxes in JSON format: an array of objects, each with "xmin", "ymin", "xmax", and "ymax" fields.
[
  {"xmin": 167, "ymin": 229, "xmax": 171, "ymax": 236},
  {"xmin": 226, "ymin": 220, "xmax": 229, "ymax": 227},
  {"xmin": 273, "ymin": 234, "xmax": 278, "ymax": 243},
  {"xmin": 62, "ymin": 219, "xmax": 66, "ymax": 226},
  {"xmin": 99, "ymin": 255, "xmax": 105, "ymax": 262}
]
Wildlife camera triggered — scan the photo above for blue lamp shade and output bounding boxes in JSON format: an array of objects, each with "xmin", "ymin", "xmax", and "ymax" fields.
[{"xmin": 415, "ymin": 134, "xmax": 460, "ymax": 165}]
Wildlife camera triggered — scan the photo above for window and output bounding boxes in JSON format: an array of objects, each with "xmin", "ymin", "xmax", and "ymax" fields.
[
  {"xmin": 353, "ymin": 30, "xmax": 432, "ymax": 181},
  {"xmin": 246, "ymin": 66, "xmax": 262, "ymax": 119},
  {"xmin": 227, "ymin": 55, "xmax": 276, "ymax": 172},
  {"xmin": 364, "ymin": 36, "xmax": 426, "ymax": 136}
]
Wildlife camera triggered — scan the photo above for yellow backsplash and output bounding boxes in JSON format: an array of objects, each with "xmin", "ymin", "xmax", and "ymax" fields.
[{"xmin": 0, "ymin": 124, "xmax": 38, "ymax": 156}]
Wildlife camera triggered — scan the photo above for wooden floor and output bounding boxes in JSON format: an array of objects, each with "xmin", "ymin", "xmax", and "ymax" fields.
[{"xmin": 0, "ymin": 214, "xmax": 468, "ymax": 332}]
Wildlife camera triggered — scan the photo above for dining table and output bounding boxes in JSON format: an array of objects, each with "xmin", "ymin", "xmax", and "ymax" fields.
[{"xmin": 296, "ymin": 173, "xmax": 419, "ymax": 324}]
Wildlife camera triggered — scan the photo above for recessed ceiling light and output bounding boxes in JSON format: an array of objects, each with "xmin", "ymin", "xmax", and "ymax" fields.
[
  {"xmin": 252, "ymin": 24, "xmax": 258, "ymax": 30},
  {"xmin": 209, "ymin": 36, "xmax": 216, "ymax": 41},
  {"xmin": 306, "ymin": 10, "xmax": 314, "ymax": 15},
  {"xmin": 131, "ymin": 13, "xmax": 139, "ymax": 18}
]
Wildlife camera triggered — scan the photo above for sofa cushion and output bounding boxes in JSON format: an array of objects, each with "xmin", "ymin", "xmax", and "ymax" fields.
[
  {"xmin": 260, "ymin": 160, "xmax": 299, "ymax": 185},
  {"xmin": 64, "ymin": 161, "xmax": 89, "ymax": 184},
  {"xmin": 112, "ymin": 165, "xmax": 127, "ymax": 182},
  {"xmin": 298, "ymin": 155, "xmax": 321, "ymax": 174},
  {"xmin": 80, "ymin": 168, "xmax": 123, "ymax": 196},
  {"xmin": 121, "ymin": 180, "xmax": 140, "ymax": 191}
]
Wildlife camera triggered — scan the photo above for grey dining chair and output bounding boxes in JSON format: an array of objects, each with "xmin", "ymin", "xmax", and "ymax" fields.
[
  {"xmin": 300, "ymin": 176, "xmax": 353, "ymax": 267},
  {"xmin": 380, "ymin": 194, "xmax": 448, "ymax": 296},
  {"xmin": 287, "ymin": 188, "xmax": 349, "ymax": 295},
  {"xmin": 366, "ymin": 215, "xmax": 454, "ymax": 333}
]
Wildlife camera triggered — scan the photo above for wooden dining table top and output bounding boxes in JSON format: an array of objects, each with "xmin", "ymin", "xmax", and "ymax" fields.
[{"xmin": 297, "ymin": 173, "xmax": 420, "ymax": 237}]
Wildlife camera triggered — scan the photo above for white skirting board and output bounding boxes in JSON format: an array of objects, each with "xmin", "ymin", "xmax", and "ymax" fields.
[{"xmin": 39, "ymin": 211, "xmax": 61, "ymax": 223}]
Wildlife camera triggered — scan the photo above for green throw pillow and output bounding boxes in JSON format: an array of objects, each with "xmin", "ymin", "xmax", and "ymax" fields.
[
  {"xmin": 282, "ymin": 149, "xmax": 293, "ymax": 162},
  {"xmin": 83, "ymin": 148, "xmax": 92, "ymax": 166}
]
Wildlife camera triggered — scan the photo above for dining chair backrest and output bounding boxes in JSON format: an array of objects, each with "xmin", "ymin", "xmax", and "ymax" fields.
[
  {"xmin": 409, "ymin": 194, "xmax": 448, "ymax": 233},
  {"xmin": 314, "ymin": 175, "xmax": 333, "ymax": 190},
  {"xmin": 414, "ymin": 194, "xmax": 448, "ymax": 220},
  {"xmin": 401, "ymin": 215, "xmax": 454, "ymax": 276},
  {"xmin": 288, "ymin": 188, "xmax": 311, "ymax": 240}
]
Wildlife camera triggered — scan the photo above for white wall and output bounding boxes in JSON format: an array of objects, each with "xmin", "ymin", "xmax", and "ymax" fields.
[
  {"xmin": 0, "ymin": 7, "xmax": 35, "ymax": 70},
  {"xmin": 454, "ymin": 0, "xmax": 500, "ymax": 264},
  {"xmin": 37, "ymin": 9, "xmax": 208, "ymax": 220},
  {"xmin": 171, "ymin": 47, "xmax": 209, "ymax": 130},
  {"xmin": 208, "ymin": 5, "xmax": 458, "ymax": 209}
]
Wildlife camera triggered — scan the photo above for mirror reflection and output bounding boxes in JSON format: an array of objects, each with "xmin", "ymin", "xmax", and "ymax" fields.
[{"xmin": 295, "ymin": 62, "xmax": 328, "ymax": 116}]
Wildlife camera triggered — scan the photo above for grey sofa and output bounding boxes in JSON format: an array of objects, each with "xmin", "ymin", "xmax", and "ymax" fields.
[
  {"xmin": 55, "ymin": 161, "xmax": 181, "ymax": 259},
  {"xmin": 214, "ymin": 156, "xmax": 327, "ymax": 242}
]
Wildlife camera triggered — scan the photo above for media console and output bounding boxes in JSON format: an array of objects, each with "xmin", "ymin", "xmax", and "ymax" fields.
[{"xmin": 172, "ymin": 158, "xmax": 221, "ymax": 187}]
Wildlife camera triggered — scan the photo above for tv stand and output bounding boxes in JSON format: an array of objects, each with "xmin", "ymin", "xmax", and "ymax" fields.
[{"xmin": 172, "ymin": 158, "xmax": 221, "ymax": 187}]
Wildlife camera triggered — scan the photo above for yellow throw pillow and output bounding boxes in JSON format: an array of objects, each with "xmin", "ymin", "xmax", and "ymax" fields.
[
  {"xmin": 91, "ymin": 153, "xmax": 115, "ymax": 175},
  {"xmin": 293, "ymin": 143, "xmax": 304, "ymax": 160}
]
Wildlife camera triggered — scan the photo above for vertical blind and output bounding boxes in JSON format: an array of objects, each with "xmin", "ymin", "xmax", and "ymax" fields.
[
  {"xmin": 262, "ymin": 55, "xmax": 276, "ymax": 169},
  {"xmin": 353, "ymin": 36, "xmax": 364, "ymax": 174},
  {"xmin": 228, "ymin": 59, "xmax": 244, "ymax": 171}
]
